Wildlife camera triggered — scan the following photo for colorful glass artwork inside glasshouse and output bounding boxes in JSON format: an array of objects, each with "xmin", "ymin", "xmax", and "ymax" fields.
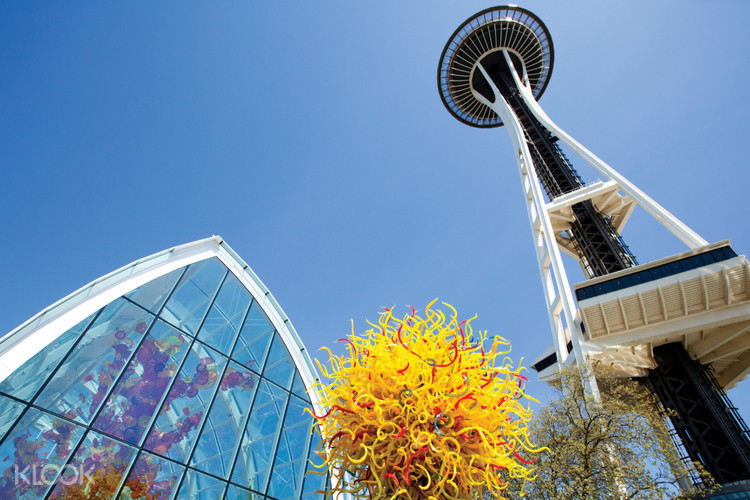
[
  {"xmin": 0, "ymin": 257, "xmax": 328, "ymax": 499},
  {"xmin": 312, "ymin": 301, "xmax": 542, "ymax": 500}
]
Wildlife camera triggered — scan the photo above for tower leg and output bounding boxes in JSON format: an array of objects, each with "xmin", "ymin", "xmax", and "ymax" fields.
[
  {"xmin": 473, "ymin": 60, "xmax": 601, "ymax": 400},
  {"xmin": 507, "ymin": 66, "xmax": 707, "ymax": 250},
  {"xmin": 647, "ymin": 343, "xmax": 750, "ymax": 484}
]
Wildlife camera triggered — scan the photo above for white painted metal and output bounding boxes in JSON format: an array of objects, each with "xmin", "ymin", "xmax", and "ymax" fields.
[
  {"xmin": 507, "ymin": 66, "xmax": 708, "ymax": 250},
  {"xmin": 544, "ymin": 179, "xmax": 637, "ymax": 268},
  {"xmin": 473, "ymin": 55, "xmax": 601, "ymax": 400},
  {"xmin": 545, "ymin": 180, "xmax": 620, "ymax": 213}
]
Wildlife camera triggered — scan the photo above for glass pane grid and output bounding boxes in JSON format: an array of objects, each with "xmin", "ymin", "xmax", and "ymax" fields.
[
  {"xmin": 47, "ymin": 430, "xmax": 138, "ymax": 499},
  {"xmin": 175, "ymin": 467, "xmax": 228, "ymax": 499},
  {"xmin": 34, "ymin": 299, "xmax": 157, "ymax": 425},
  {"xmin": 0, "ymin": 371, "xmax": 326, "ymax": 499},
  {"xmin": 181, "ymin": 355, "xmax": 257, "ymax": 476},
  {"xmin": 125, "ymin": 267, "xmax": 184, "ymax": 315},
  {"xmin": 161, "ymin": 259, "xmax": 228, "ymax": 335},
  {"xmin": 300, "ymin": 431, "xmax": 329, "ymax": 499},
  {"xmin": 0, "ymin": 407, "xmax": 87, "ymax": 499},
  {"xmin": 267, "ymin": 395, "xmax": 314, "ymax": 499},
  {"xmin": 262, "ymin": 333, "xmax": 296, "ymax": 390},
  {"xmin": 231, "ymin": 301, "xmax": 276, "ymax": 373},
  {"xmin": 122, "ymin": 450, "xmax": 185, "ymax": 500},
  {"xmin": 93, "ymin": 319, "xmax": 192, "ymax": 445},
  {"xmin": 144, "ymin": 343, "xmax": 228, "ymax": 463},
  {"xmin": 0, "ymin": 257, "xmax": 329, "ymax": 499},
  {"xmin": 0, "ymin": 310, "xmax": 98, "ymax": 403}
]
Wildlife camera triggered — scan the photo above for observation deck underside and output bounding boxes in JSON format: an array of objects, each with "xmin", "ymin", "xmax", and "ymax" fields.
[
  {"xmin": 534, "ymin": 242, "xmax": 750, "ymax": 390},
  {"xmin": 438, "ymin": 5, "xmax": 553, "ymax": 128}
]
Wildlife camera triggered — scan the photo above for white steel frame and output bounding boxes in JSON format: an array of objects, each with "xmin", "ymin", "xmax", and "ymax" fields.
[{"xmin": 472, "ymin": 50, "xmax": 708, "ymax": 398}]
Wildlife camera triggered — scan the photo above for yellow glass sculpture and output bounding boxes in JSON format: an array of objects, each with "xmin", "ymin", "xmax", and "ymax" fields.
[{"xmin": 308, "ymin": 300, "xmax": 542, "ymax": 499}]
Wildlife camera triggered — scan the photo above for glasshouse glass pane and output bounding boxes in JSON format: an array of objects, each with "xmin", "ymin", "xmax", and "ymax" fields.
[
  {"xmin": 36, "ymin": 298, "xmax": 155, "ymax": 424},
  {"xmin": 125, "ymin": 267, "xmax": 184, "ymax": 314},
  {"xmin": 0, "ymin": 394, "xmax": 24, "ymax": 441},
  {"xmin": 0, "ymin": 407, "xmax": 86, "ymax": 499},
  {"xmin": 190, "ymin": 361, "xmax": 258, "ymax": 479},
  {"xmin": 47, "ymin": 431, "xmax": 137, "ymax": 499},
  {"xmin": 174, "ymin": 468, "xmax": 226, "ymax": 500},
  {"xmin": 290, "ymin": 372, "xmax": 310, "ymax": 402},
  {"xmin": 161, "ymin": 258, "xmax": 227, "ymax": 336},
  {"xmin": 144, "ymin": 343, "xmax": 227, "ymax": 463},
  {"xmin": 0, "ymin": 312, "xmax": 96, "ymax": 402},
  {"xmin": 300, "ymin": 475, "xmax": 327, "ymax": 500},
  {"xmin": 93, "ymin": 320, "xmax": 191, "ymax": 445},
  {"xmin": 225, "ymin": 484, "xmax": 264, "ymax": 499},
  {"xmin": 262, "ymin": 333, "xmax": 295, "ymax": 390},
  {"xmin": 267, "ymin": 395, "xmax": 313, "ymax": 499},
  {"xmin": 231, "ymin": 379, "xmax": 289, "ymax": 491},
  {"xmin": 120, "ymin": 451, "xmax": 185, "ymax": 500},
  {"xmin": 300, "ymin": 431, "xmax": 329, "ymax": 500},
  {"xmin": 231, "ymin": 301, "xmax": 274, "ymax": 372},
  {"xmin": 197, "ymin": 273, "xmax": 251, "ymax": 355}
]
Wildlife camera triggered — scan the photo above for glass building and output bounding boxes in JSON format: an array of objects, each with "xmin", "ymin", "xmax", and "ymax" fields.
[{"xmin": 0, "ymin": 237, "xmax": 330, "ymax": 499}]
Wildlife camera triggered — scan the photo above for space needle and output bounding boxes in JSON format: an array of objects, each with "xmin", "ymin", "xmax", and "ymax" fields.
[{"xmin": 438, "ymin": 5, "xmax": 750, "ymax": 487}]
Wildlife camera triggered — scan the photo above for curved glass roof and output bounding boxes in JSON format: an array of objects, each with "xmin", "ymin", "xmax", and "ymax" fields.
[{"xmin": 0, "ymin": 238, "xmax": 329, "ymax": 499}]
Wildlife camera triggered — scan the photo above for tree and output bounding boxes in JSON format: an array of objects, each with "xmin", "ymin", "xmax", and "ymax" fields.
[{"xmin": 500, "ymin": 366, "xmax": 713, "ymax": 500}]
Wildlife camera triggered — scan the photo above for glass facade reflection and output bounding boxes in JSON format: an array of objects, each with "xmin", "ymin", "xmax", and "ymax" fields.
[{"xmin": 0, "ymin": 239, "xmax": 329, "ymax": 499}]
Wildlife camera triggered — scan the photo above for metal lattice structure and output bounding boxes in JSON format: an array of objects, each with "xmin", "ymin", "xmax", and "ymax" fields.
[
  {"xmin": 438, "ymin": 5, "xmax": 750, "ymax": 488},
  {"xmin": 647, "ymin": 343, "xmax": 750, "ymax": 485}
]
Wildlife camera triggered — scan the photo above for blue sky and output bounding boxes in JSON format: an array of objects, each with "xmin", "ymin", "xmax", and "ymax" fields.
[{"xmin": 2, "ymin": 1, "xmax": 750, "ymax": 423}]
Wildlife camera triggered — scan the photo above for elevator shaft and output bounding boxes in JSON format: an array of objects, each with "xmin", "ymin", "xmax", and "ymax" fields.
[
  {"xmin": 487, "ymin": 58, "xmax": 637, "ymax": 278},
  {"xmin": 647, "ymin": 343, "xmax": 750, "ymax": 484}
]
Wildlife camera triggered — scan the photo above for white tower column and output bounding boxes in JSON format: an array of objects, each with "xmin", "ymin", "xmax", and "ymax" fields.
[
  {"xmin": 473, "ymin": 56, "xmax": 601, "ymax": 400},
  {"xmin": 506, "ymin": 61, "xmax": 707, "ymax": 250}
]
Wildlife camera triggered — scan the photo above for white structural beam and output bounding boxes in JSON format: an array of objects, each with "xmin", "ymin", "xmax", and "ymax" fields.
[
  {"xmin": 507, "ymin": 65, "xmax": 708, "ymax": 250},
  {"xmin": 545, "ymin": 179, "xmax": 637, "ymax": 260},
  {"xmin": 546, "ymin": 180, "xmax": 620, "ymax": 213},
  {"xmin": 473, "ymin": 55, "xmax": 601, "ymax": 401}
]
